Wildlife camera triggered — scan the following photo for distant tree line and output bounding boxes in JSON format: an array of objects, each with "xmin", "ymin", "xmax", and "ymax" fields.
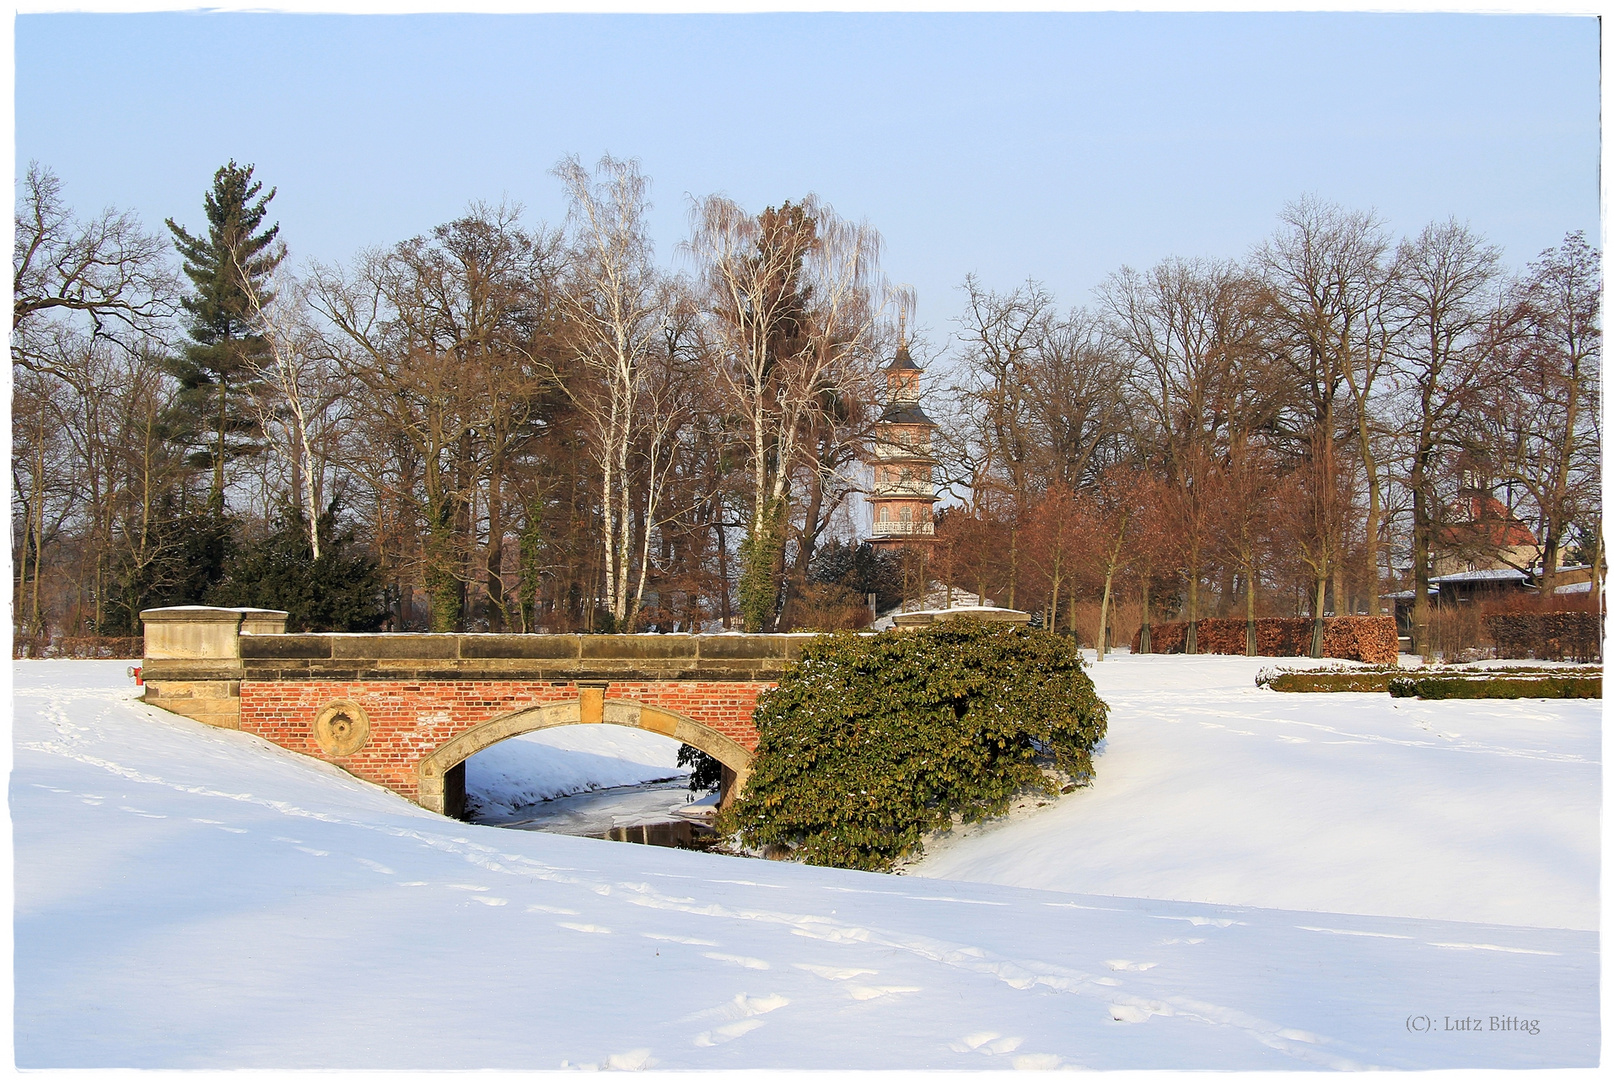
[
  {"xmin": 933, "ymin": 202, "xmax": 1600, "ymax": 658},
  {"xmin": 12, "ymin": 162, "xmax": 1601, "ymax": 658}
]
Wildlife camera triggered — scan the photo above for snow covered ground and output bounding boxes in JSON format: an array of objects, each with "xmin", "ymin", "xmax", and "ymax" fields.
[
  {"xmin": 12, "ymin": 657, "xmax": 1599, "ymax": 1069},
  {"xmin": 912, "ymin": 653, "xmax": 1600, "ymax": 931}
]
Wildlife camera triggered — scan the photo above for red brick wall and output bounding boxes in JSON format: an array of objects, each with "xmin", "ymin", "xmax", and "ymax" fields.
[{"xmin": 238, "ymin": 679, "xmax": 772, "ymax": 801}]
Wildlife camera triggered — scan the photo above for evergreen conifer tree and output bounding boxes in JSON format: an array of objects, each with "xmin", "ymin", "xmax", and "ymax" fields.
[
  {"xmin": 208, "ymin": 504, "xmax": 385, "ymax": 632},
  {"xmin": 165, "ymin": 161, "xmax": 285, "ymax": 511}
]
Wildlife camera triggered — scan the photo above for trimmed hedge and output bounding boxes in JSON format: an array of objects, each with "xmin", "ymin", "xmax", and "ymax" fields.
[
  {"xmin": 1482, "ymin": 612, "xmax": 1601, "ymax": 663},
  {"xmin": 1259, "ymin": 663, "xmax": 1603, "ymax": 698},
  {"xmin": 1133, "ymin": 616, "xmax": 1398, "ymax": 664},
  {"xmin": 1388, "ymin": 673, "xmax": 1601, "ymax": 700},
  {"xmin": 724, "ymin": 621, "xmax": 1108, "ymax": 871},
  {"xmin": 1257, "ymin": 666, "xmax": 1403, "ymax": 693}
]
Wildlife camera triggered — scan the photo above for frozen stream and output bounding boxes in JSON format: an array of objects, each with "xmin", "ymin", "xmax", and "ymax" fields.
[
  {"xmin": 471, "ymin": 777, "xmax": 719, "ymax": 846},
  {"xmin": 460, "ymin": 726, "xmax": 718, "ymax": 846}
]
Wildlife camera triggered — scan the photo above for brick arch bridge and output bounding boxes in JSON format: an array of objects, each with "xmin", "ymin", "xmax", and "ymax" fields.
[{"xmin": 138, "ymin": 607, "xmax": 799, "ymax": 816}]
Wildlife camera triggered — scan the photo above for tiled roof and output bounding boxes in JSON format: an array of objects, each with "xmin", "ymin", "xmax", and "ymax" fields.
[
  {"xmin": 1429, "ymin": 568, "xmax": 1529, "ymax": 584},
  {"xmin": 887, "ymin": 345, "xmax": 921, "ymax": 371},
  {"xmin": 879, "ymin": 403, "xmax": 934, "ymax": 425},
  {"xmin": 1438, "ymin": 494, "xmax": 1538, "ymax": 548}
]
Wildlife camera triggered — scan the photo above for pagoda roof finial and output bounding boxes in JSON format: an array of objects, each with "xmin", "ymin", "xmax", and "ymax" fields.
[{"xmin": 888, "ymin": 309, "xmax": 920, "ymax": 372}]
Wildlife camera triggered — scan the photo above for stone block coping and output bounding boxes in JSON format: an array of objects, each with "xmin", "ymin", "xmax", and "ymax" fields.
[{"xmin": 138, "ymin": 609, "xmax": 808, "ymax": 683}]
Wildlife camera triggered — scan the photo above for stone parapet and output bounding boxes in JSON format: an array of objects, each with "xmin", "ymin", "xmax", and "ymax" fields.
[{"xmin": 224, "ymin": 631, "xmax": 805, "ymax": 682}]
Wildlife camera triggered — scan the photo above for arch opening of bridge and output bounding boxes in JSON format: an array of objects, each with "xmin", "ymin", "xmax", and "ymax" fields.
[{"xmin": 418, "ymin": 692, "xmax": 754, "ymax": 818}]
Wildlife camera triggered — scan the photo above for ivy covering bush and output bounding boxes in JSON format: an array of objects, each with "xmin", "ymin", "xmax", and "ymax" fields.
[{"xmin": 723, "ymin": 621, "xmax": 1108, "ymax": 871}]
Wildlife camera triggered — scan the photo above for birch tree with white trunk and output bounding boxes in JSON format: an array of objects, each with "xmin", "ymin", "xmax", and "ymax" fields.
[
  {"xmin": 553, "ymin": 154, "xmax": 680, "ymax": 630},
  {"xmin": 685, "ymin": 194, "xmax": 887, "ymax": 630},
  {"xmin": 236, "ymin": 263, "xmax": 347, "ymax": 559}
]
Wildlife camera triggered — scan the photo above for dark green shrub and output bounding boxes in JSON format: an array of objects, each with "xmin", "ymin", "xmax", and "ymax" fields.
[
  {"xmin": 677, "ymin": 745, "xmax": 725, "ymax": 792},
  {"xmin": 807, "ymin": 539, "xmax": 904, "ymax": 612},
  {"xmin": 724, "ymin": 622, "xmax": 1108, "ymax": 871},
  {"xmin": 207, "ymin": 506, "xmax": 385, "ymax": 632}
]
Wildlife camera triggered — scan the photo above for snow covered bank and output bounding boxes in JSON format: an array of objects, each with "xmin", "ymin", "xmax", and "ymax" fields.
[
  {"xmin": 913, "ymin": 652, "xmax": 1600, "ymax": 931},
  {"xmin": 13, "ymin": 660, "xmax": 1599, "ymax": 1068}
]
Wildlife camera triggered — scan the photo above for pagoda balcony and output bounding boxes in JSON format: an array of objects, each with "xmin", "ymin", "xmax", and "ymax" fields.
[
  {"xmin": 872, "ymin": 439, "xmax": 932, "ymax": 459},
  {"xmin": 872, "ymin": 520, "xmax": 936, "ymax": 537},
  {"xmin": 871, "ymin": 480, "xmax": 936, "ymax": 498}
]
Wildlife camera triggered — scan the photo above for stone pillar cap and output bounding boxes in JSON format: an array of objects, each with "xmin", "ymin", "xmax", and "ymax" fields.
[
  {"xmin": 891, "ymin": 606, "xmax": 1033, "ymax": 627},
  {"xmin": 140, "ymin": 606, "xmax": 289, "ymax": 622}
]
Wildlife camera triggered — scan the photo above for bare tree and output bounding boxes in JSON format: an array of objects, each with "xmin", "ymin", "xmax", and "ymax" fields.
[
  {"xmin": 12, "ymin": 362, "xmax": 75, "ymax": 635},
  {"xmin": 1257, "ymin": 196, "xmax": 1392, "ymax": 629},
  {"xmin": 1484, "ymin": 232, "xmax": 1601, "ymax": 593},
  {"xmin": 13, "ymin": 163, "xmax": 176, "ymax": 366},
  {"xmin": 313, "ymin": 203, "xmax": 556, "ymax": 631},
  {"xmin": 1386, "ymin": 220, "xmax": 1505, "ymax": 658},
  {"xmin": 236, "ymin": 263, "xmax": 352, "ymax": 558},
  {"xmin": 12, "ymin": 166, "xmax": 186, "ymax": 639},
  {"xmin": 950, "ymin": 278, "xmax": 1131, "ymax": 608},
  {"xmin": 1214, "ymin": 437, "xmax": 1279, "ymax": 655},
  {"xmin": 953, "ymin": 276, "xmax": 1051, "ymax": 521},
  {"xmin": 1101, "ymin": 257, "xmax": 1263, "ymax": 652},
  {"xmin": 1030, "ymin": 309, "xmax": 1134, "ymax": 486}
]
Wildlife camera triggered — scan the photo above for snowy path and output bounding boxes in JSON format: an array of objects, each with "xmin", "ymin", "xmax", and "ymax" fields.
[
  {"xmin": 12, "ymin": 660, "xmax": 1599, "ymax": 1068},
  {"xmin": 914, "ymin": 653, "xmax": 1601, "ymax": 931}
]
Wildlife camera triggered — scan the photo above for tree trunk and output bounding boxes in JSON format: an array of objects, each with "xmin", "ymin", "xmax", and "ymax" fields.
[
  {"xmin": 1138, "ymin": 576, "xmax": 1152, "ymax": 654},
  {"xmin": 1592, "ymin": 527, "xmax": 1605, "ymax": 662},
  {"xmin": 1411, "ymin": 475, "xmax": 1433, "ymax": 660},
  {"xmin": 1185, "ymin": 544, "xmax": 1200, "ymax": 655},
  {"xmin": 1097, "ymin": 568, "xmax": 1114, "ymax": 662},
  {"xmin": 210, "ymin": 376, "xmax": 229, "ymax": 513},
  {"xmin": 1361, "ymin": 440, "xmax": 1383, "ymax": 615},
  {"xmin": 1006, "ymin": 524, "xmax": 1018, "ymax": 610},
  {"xmin": 485, "ymin": 472, "xmax": 505, "ymax": 632},
  {"xmin": 1245, "ymin": 568, "xmax": 1257, "ymax": 656},
  {"xmin": 1539, "ymin": 521, "xmax": 1561, "ymax": 596},
  {"xmin": 1310, "ymin": 572, "xmax": 1327, "ymax": 658},
  {"xmin": 715, "ymin": 518, "xmax": 732, "ymax": 630},
  {"xmin": 424, "ymin": 481, "xmax": 461, "ymax": 633}
]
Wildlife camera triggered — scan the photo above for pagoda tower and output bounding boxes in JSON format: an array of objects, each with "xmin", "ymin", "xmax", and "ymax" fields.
[{"xmin": 867, "ymin": 325, "xmax": 938, "ymax": 548}]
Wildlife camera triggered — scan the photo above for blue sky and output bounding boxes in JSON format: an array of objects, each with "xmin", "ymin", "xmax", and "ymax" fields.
[{"xmin": 15, "ymin": 11, "xmax": 1600, "ymax": 347}]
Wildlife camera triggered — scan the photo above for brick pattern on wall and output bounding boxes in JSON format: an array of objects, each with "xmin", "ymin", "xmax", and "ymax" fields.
[{"xmin": 238, "ymin": 679, "xmax": 772, "ymax": 801}]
